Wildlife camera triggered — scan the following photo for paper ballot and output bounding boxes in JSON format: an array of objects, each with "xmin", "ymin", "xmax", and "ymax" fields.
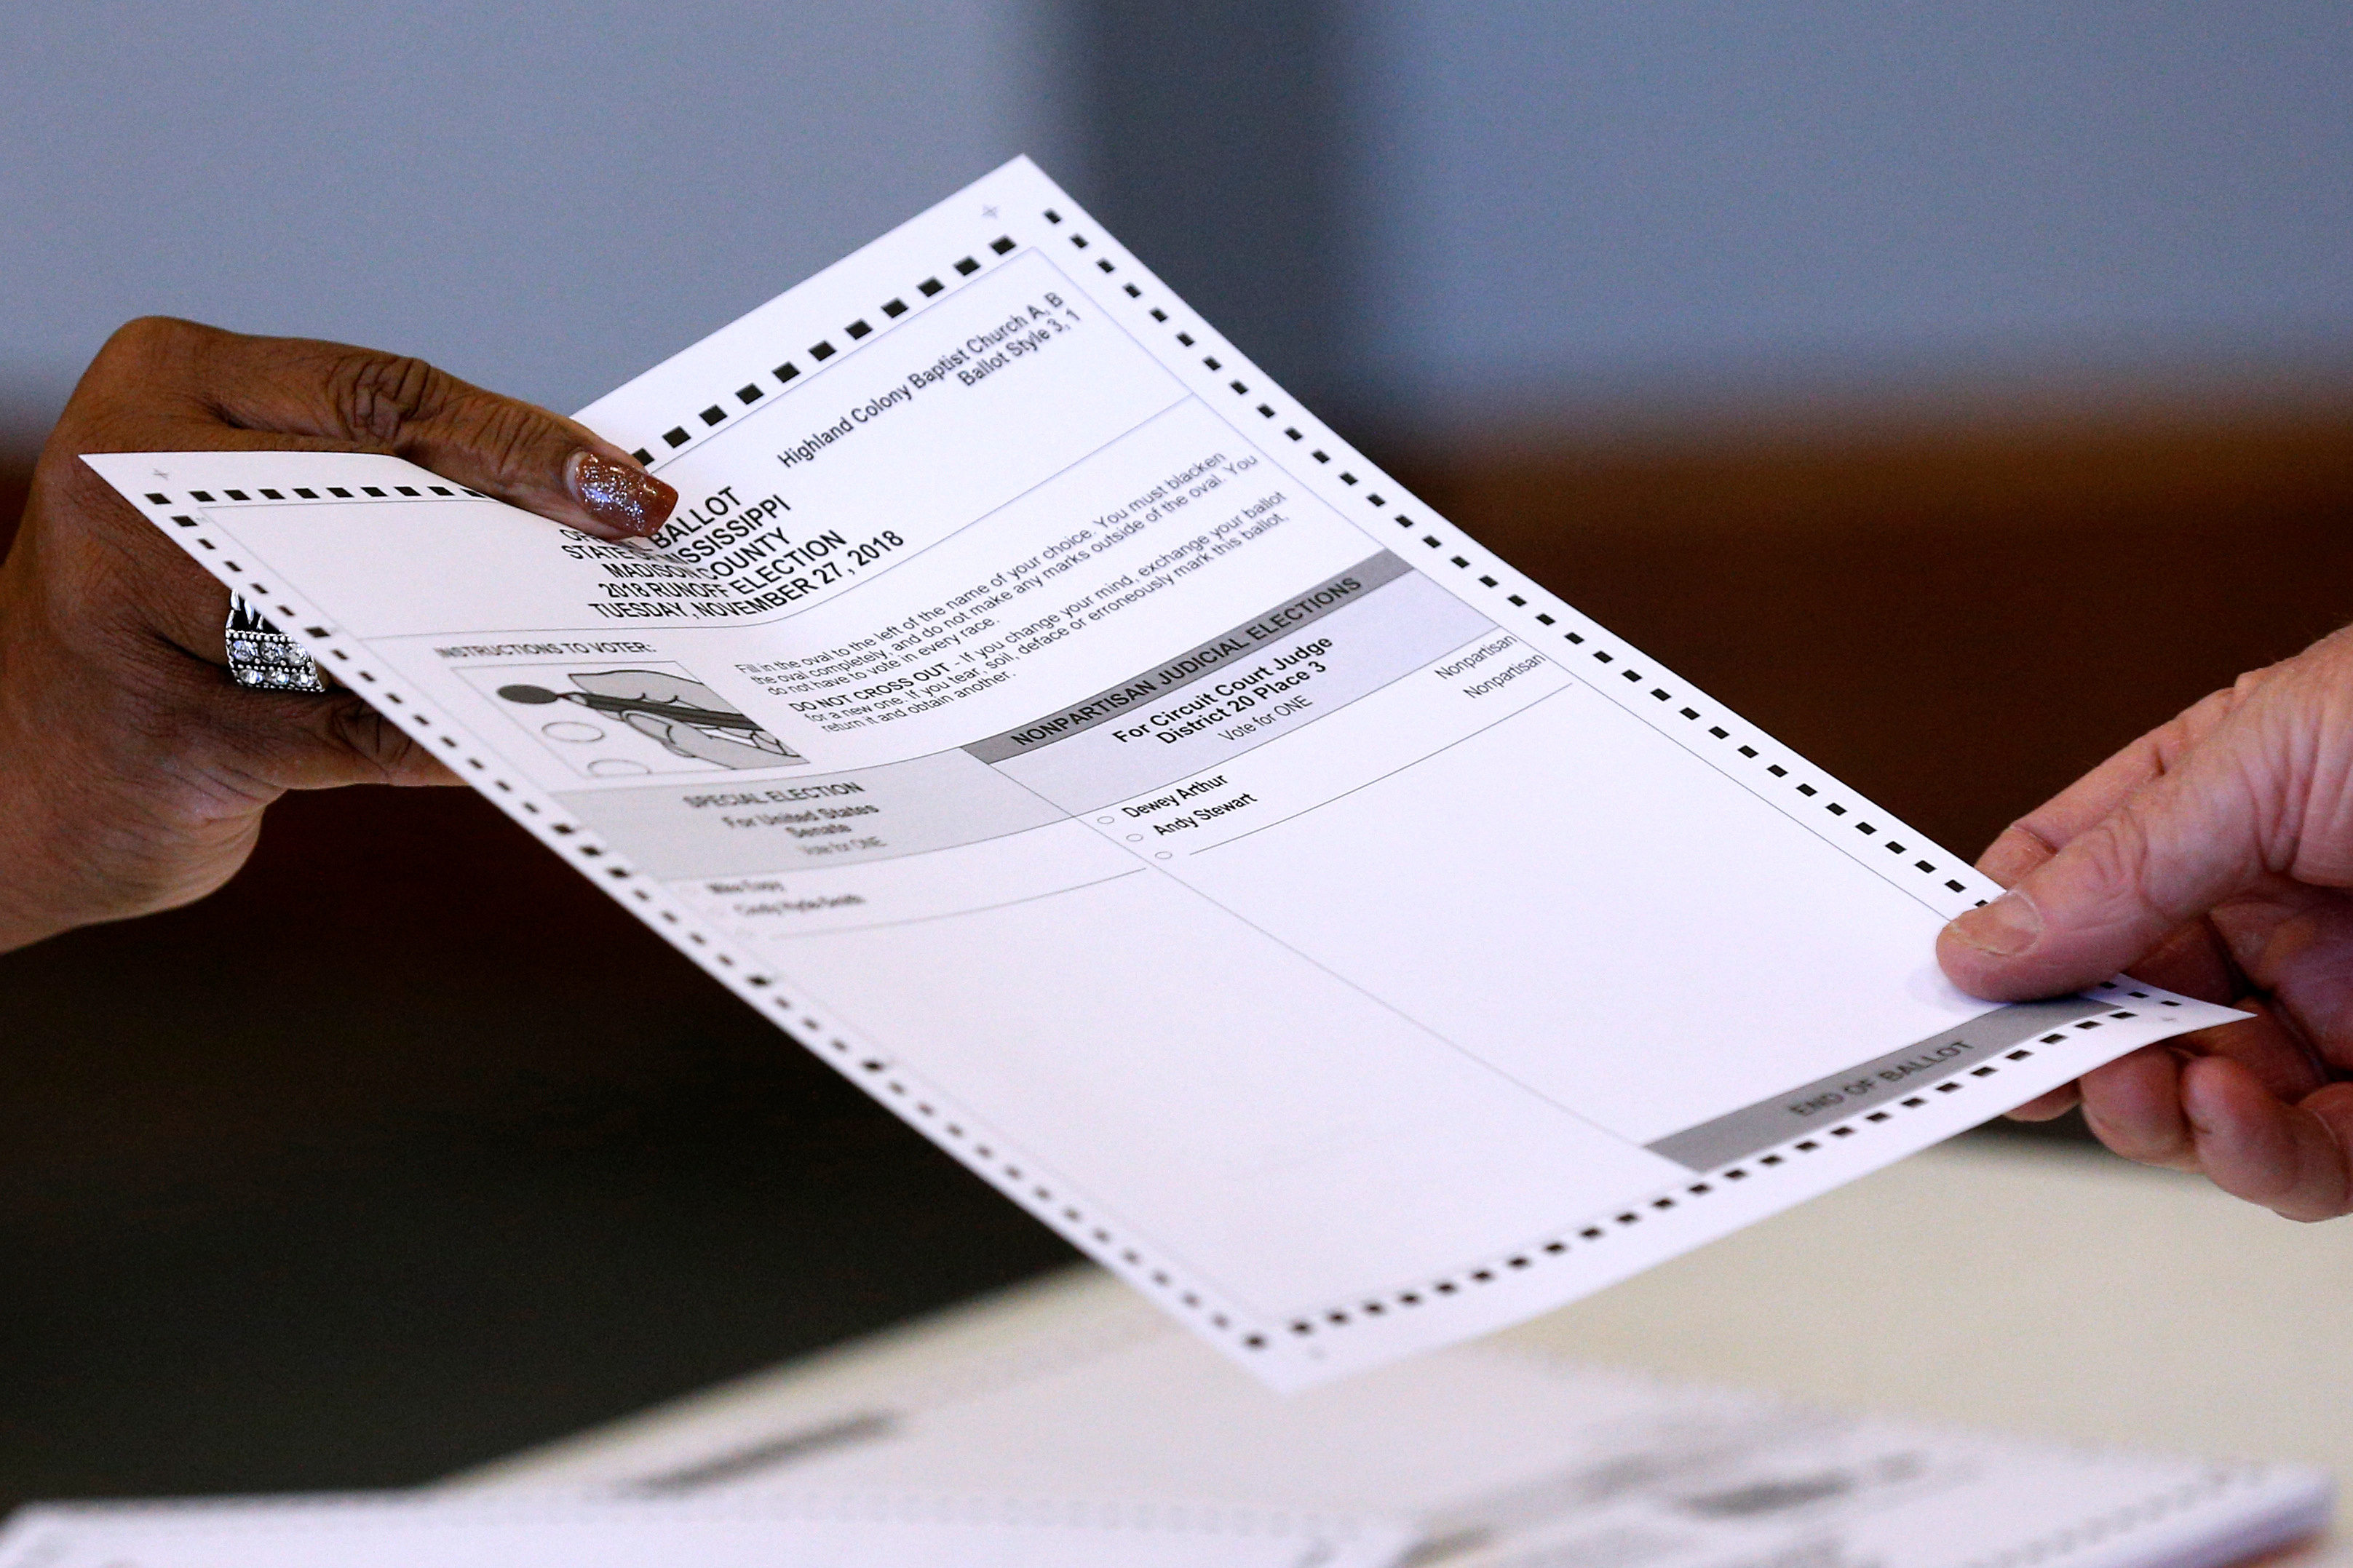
[
  {"xmin": 0, "ymin": 1494, "xmax": 1404, "ymax": 1568},
  {"xmin": 87, "ymin": 159, "xmax": 2239, "ymax": 1387}
]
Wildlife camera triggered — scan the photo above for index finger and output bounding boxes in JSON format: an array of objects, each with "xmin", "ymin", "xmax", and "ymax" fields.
[
  {"xmin": 1941, "ymin": 725, "xmax": 2271, "ymax": 1000},
  {"xmin": 1976, "ymin": 681, "xmax": 2250, "ymax": 887},
  {"xmin": 93, "ymin": 318, "xmax": 675, "ymax": 541}
]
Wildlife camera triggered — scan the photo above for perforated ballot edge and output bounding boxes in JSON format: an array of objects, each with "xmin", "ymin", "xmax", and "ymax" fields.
[{"xmin": 85, "ymin": 159, "xmax": 2242, "ymax": 1388}]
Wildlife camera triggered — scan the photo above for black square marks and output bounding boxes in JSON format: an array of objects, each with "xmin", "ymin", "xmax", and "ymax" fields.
[
  {"xmin": 846, "ymin": 319, "xmax": 872, "ymax": 340},
  {"xmin": 954, "ymin": 256, "xmax": 980, "ymax": 275},
  {"xmin": 662, "ymin": 427, "xmax": 690, "ymax": 448},
  {"xmin": 737, "ymin": 383, "xmax": 763, "ymax": 405},
  {"xmin": 918, "ymin": 277, "xmax": 945, "ymax": 297},
  {"xmin": 700, "ymin": 405, "xmax": 726, "ymax": 426},
  {"xmin": 774, "ymin": 362, "xmax": 800, "ymax": 383},
  {"xmin": 809, "ymin": 341, "xmax": 837, "ymax": 362},
  {"xmin": 144, "ymin": 491, "xmax": 170, "ymax": 504},
  {"xmin": 990, "ymin": 236, "xmax": 1014, "ymax": 254},
  {"xmin": 883, "ymin": 298, "xmax": 908, "ymax": 318},
  {"xmin": 630, "ymin": 448, "xmax": 654, "ymax": 466}
]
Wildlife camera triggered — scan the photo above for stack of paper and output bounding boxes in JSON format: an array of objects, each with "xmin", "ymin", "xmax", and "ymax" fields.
[
  {"xmin": 0, "ymin": 1492, "xmax": 1405, "ymax": 1567},
  {"xmin": 5, "ymin": 1269, "xmax": 2323, "ymax": 1566}
]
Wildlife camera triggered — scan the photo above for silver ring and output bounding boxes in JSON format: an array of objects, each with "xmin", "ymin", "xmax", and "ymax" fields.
[{"xmin": 226, "ymin": 594, "xmax": 328, "ymax": 693}]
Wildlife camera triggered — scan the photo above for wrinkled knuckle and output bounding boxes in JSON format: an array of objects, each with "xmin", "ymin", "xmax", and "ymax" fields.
[
  {"xmin": 1972, "ymin": 820, "xmax": 2056, "ymax": 887},
  {"xmin": 2071, "ymin": 813, "xmax": 2158, "ymax": 911},
  {"xmin": 325, "ymin": 696, "xmax": 424, "ymax": 778},
  {"xmin": 466, "ymin": 400, "xmax": 555, "ymax": 484},
  {"xmin": 2150, "ymin": 712, "xmax": 2201, "ymax": 770},
  {"xmin": 113, "ymin": 706, "xmax": 261, "ymax": 832},
  {"xmin": 1996, "ymin": 818, "xmax": 2055, "ymax": 853},
  {"xmin": 333, "ymin": 351, "xmax": 448, "ymax": 447}
]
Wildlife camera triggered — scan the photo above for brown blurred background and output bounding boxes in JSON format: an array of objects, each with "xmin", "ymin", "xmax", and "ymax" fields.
[{"xmin": 3, "ymin": 0, "xmax": 2350, "ymax": 1516}]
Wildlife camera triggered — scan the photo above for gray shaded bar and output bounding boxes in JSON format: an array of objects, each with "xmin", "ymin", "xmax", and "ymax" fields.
[
  {"xmin": 992, "ymin": 569, "xmax": 1495, "ymax": 814},
  {"xmin": 1646, "ymin": 996, "xmax": 2114, "ymax": 1171},
  {"xmin": 555, "ymin": 751, "xmax": 1063, "ymax": 878},
  {"xmin": 964, "ymin": 551, "xmax": 1413, "ymax": 763}
]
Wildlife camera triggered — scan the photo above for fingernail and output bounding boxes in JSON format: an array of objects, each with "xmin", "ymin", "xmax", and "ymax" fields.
[
  {"xmin": 1945, "ymin": 892, "xmax": 2043, "ymax": 957},
  {"xmin": 567, "ymin": 450, "xmax": 677, "ymax": 538}
]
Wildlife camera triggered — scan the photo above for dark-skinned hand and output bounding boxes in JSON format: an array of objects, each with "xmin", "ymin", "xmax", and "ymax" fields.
[{"xmin": 0, "ymin": 317, "xmax": 676, "ymax": 953}]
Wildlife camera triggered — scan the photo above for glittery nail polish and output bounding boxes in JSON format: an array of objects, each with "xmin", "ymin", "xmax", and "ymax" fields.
[{"xmin": 568, "ymin": 450, "xmax": 678, "ymax": 538}]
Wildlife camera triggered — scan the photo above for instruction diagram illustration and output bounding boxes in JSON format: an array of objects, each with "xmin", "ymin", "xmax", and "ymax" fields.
[{"xmin": 462, "ymin": 661, "xmax": 806, "ymax": 778}]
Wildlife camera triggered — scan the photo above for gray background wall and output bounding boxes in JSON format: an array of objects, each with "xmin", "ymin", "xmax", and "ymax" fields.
[
  {"xmin": 0, "ymin": 1, "xmax": 1066, "ymax": 434},
  {"xmin": 3, "ymin": 2, "xmax": 2348, "ymax": 434},
  {"xmin": 1345, "ymin": 0, "xmax": 2353, "ymax": 429}
]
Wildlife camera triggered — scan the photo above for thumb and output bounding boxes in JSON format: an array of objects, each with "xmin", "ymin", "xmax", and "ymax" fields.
[{"xmin": 1937, "ymin": 749, "xmax": 2269, "ymax": 1000}]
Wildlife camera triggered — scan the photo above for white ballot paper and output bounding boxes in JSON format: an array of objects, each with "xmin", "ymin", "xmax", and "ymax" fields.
[
  {"xmin": 87, "ymin": 158, "xmax": 2239, "ymax": 1388},
  {"xmin": 0, "ymin": 1492, "xmax": 1403, "ymax": 1568},
  {"xmin": 469, "ymin": 1270, "xmax": 2335, "ymax": 1568}
]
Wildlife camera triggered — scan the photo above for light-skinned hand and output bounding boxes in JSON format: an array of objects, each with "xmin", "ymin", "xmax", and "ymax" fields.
[
  {"xmin": 1937, "ymin": 624, "xmax": 2353, "ymax": 1220},
  {"xmin": 0, "ymin": 317, "xmax": 678, "ymax": 954}
]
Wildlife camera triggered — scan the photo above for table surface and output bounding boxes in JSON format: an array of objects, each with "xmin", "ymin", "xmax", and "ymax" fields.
[{"xmin": 470, "ymin": 1139, "xmax": 2353, "ymax": 1560}]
